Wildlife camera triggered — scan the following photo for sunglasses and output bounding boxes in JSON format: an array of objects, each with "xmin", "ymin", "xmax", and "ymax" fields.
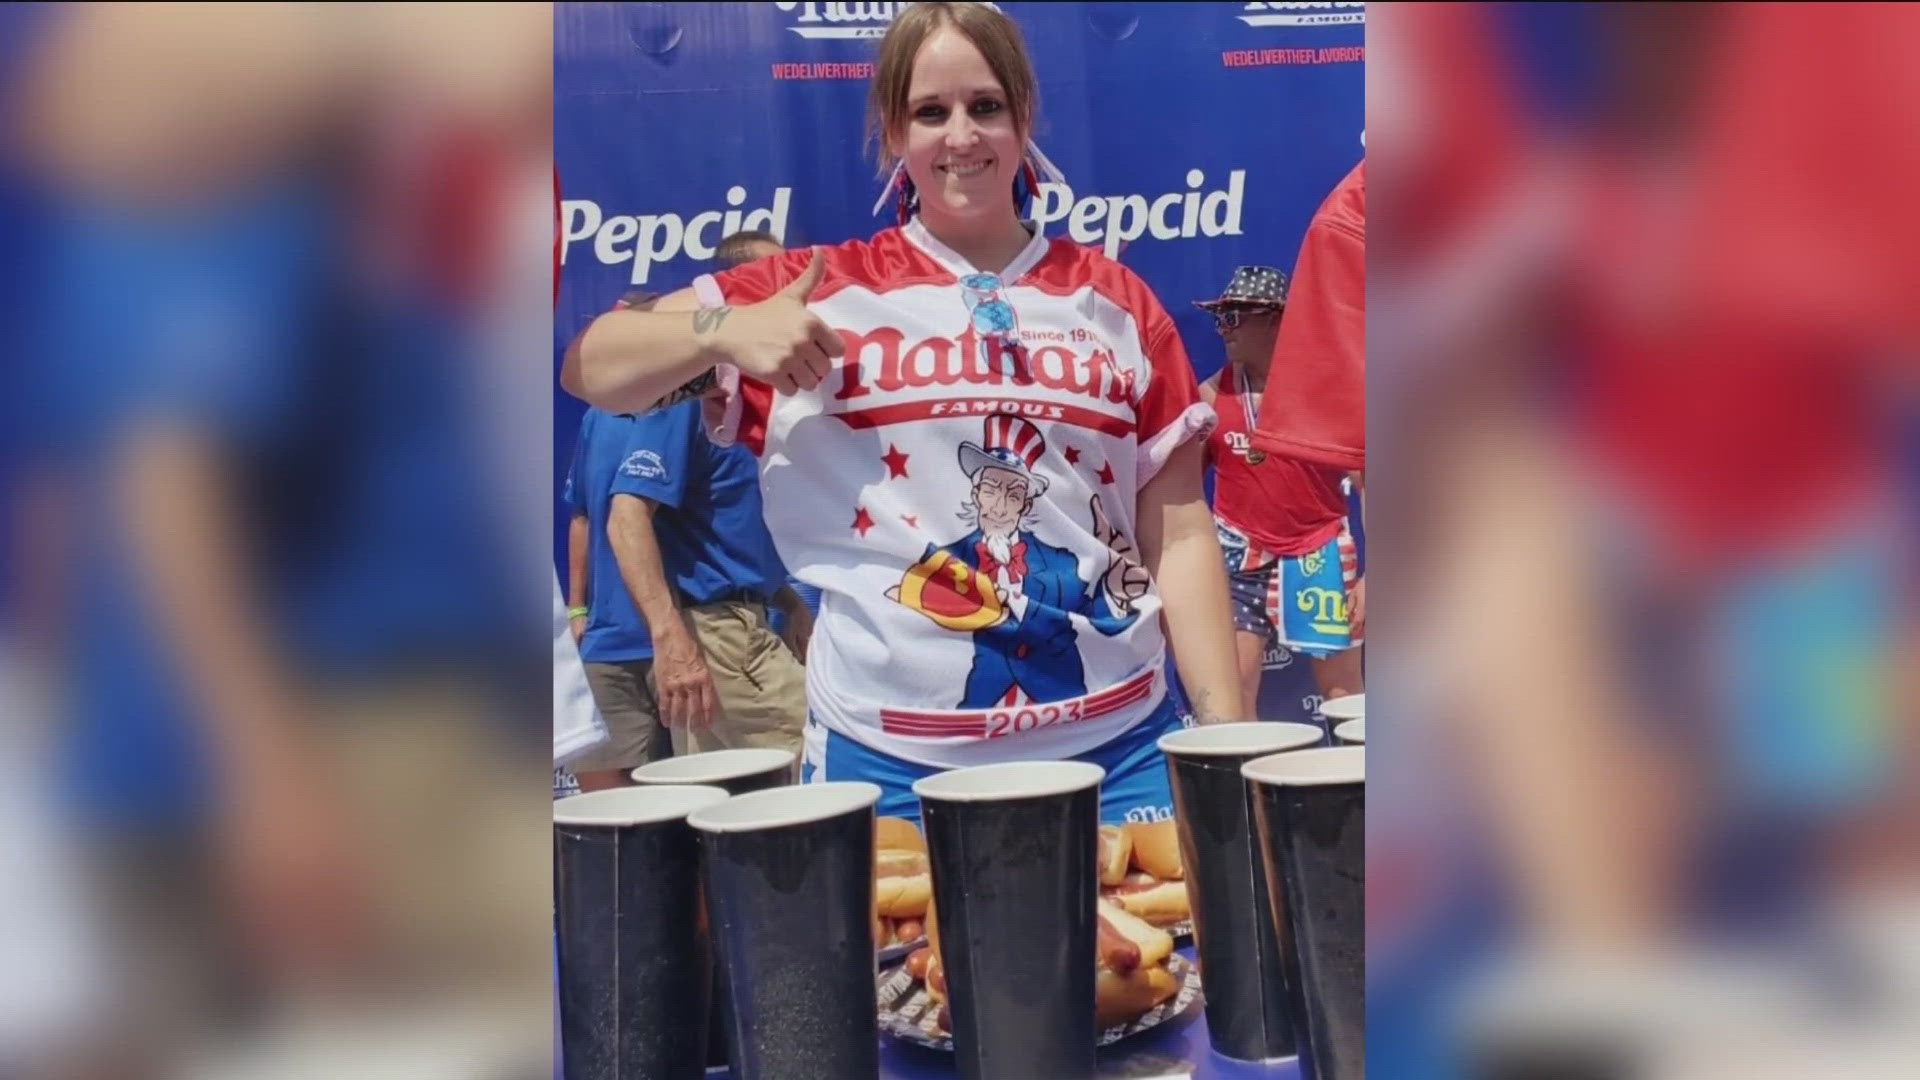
[
  {"xmin": 962, "ymin": 272, "xmax": 1019, "ymax": 340},
  {"xmin": 1213, "ymin": 306, "xmax": 1279, "ymax": 332}
]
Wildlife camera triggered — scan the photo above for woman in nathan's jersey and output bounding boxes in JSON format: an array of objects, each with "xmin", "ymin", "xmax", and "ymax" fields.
[{"xmin": 562, "ymin": 2, "xmax": 1243, "ymax": 825}]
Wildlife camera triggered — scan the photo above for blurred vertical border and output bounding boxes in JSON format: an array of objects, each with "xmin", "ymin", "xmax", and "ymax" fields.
[
  {"xmin": 1, "ymin": 5, "xmax": 556, "ymax": 1078},
  {"xmin": 1369, "ymin": 3, "xmax": 1920, "ymax": 1077}
]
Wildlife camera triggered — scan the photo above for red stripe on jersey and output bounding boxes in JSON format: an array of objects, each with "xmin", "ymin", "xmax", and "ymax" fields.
[
  {"xmin": 834, "ymin": 397, "xmax": 1133, "ymax": 438},
  {"xmin": 882, "ymin": 719, "xmax": 989, "ymax": 738},
  {"xmin": 1082, "ymin": 669, "xmax": 1156, "ymax": 709},
  {"xmin": 1082, "ymin": 682, "xmax": 1153, "ymax": 720}
]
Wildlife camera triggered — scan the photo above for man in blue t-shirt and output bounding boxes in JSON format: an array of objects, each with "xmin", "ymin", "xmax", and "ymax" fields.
[
  {"xmin": 564, "ymin": 236, "xmax": 811, "ymax": 764},
  {"xmin": 563, "ymin": 405, "xmax": 668, "ymax": 790},
  {"xmin": 606, "ymin": 381, "xmax": 810, "ymax": 758}
]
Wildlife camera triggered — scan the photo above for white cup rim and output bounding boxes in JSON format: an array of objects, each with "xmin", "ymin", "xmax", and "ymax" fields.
[
  {"xmin": 630, "ymin": 748, "xmax": 795, "ymax": 786},
  {"xmin": 687, "ymin": 781, "xmax": 881, "ymax": 833},
  {"xmin": 554, "ymin": 784, "xmax": 731, "ymax": 827},
  {"xmin": 1158, "ymin": 721, "xmax": 1324, "ymax": 758},
  {"xmin": 1241, "ymin": 746, "xmax": 1365, "ymax": 787},
  {"xmin": 1334, "ymin": 719, "xmax": 1365, "ymax": 744},
  {"xmin": 912, "ymin": 760, "xmax": 1106, "ymax": 803},
  {"xmin": 1317, "ymin": 693, "xmax": 1365, "ymax": 721}
]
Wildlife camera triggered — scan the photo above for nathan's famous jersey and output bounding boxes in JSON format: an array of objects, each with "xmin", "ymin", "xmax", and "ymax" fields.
[{"xmin": 696, "ymin": 219, "xmax": 1215, "ymax": 769}]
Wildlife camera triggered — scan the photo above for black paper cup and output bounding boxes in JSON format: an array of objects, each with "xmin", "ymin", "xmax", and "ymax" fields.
[
  {"xmin": 1333, "ymin": 719, "xmax": 1365, "ymax": 746},
  {"xmin": 912, "ymin": 761, "xmax": 1106, "ymax": 1080},
  {"xmin": 633, "ymin": 748, "xmax": 798, "ymax": 1069},
  {"xmin": 1316, "ymin": 692, "xmax": 1365, "ymax": 731},
  {"xmin": 630, "ymin": 747, "xmax": 796, "ymax": 794},
  {"xmin": 555, "ymin": 785, "xmax": 731, "ymax": 1080},
  {"xmin": 1157, "ymin": 721, "xmax": 1324, "ymax": 1062},
  {"xmin": 688, "ymin": 782, "xmax": 882, "ymax": 1080},
  {"xmin": 1243, "ymin": 747, "xmax": 1366, "ymax": 1080}
]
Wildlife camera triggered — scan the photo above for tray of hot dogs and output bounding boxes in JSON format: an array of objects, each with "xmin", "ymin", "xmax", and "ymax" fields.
[
  {"xmin": 874, "ymin": 817, "xmax": 931, "ymax": 965},
  {"xmin": 876, "ymin": 897, "xmax": 1202, "ymax": 1051},
  {"xmin": 875, "ymin": 816, "xmax": 1195, "ymax": 968},
  {"xmin": 1098, "ymin": 821, "xmax": 1193, "ymax": 940}
]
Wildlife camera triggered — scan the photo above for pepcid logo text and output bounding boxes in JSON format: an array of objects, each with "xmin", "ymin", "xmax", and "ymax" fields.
[
  {"xmin": 1238, "ymin": 2, "xmax": 1367, "ymax": 28},
  {"xmin": 1031, "ymin": 169, "xmax": 1247, "ymax": 259},
  {"xmin": 561, "ymin": 186, "xmax": 791, "ymax": 285},
  {"xmin": 773, "ymin": 2, "xmax": 996, "ymax": 40}
]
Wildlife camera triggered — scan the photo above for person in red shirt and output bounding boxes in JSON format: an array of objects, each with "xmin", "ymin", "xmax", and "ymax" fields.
[
  {"xmin": 1251, "ymin": 162, "xmax": 1365, "ymax": 476},
  {"xmin": 1199, "ymin": 266, "xmax": 1363, "ymax": 709}
]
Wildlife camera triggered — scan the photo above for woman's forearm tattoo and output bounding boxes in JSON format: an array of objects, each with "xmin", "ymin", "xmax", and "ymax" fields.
[
  {"xmin": 637, "ymin": 307, "xmax": 735, "ymax": 413},
  {"xmin": 650, "ymin": 367, "xmax": 720, "ymax": 410}
]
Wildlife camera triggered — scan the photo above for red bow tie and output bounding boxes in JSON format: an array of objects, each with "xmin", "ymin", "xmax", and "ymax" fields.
[{"xmin": 975, "ymin": 540, "xmax": 1029, "ymax": 582}]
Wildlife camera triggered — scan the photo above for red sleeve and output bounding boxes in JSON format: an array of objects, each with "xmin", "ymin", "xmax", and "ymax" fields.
[
  {"xmin": 1253, "ymin": 164, "xmax": 1365, "ymax": 471},
  {"xmin": 1690, "ymin": 4, "xmax": 1920, "ymax": 342},
  {"xmin": 1130, "ymin": 276, "xmax": 1215, "ymax": 489},
  {"xmin": 704, "ymin": 247, "xmax": 815, "ymax": 306},
  {"xmin": 731, "ymin": 378, "xmax": 775, "ymax": 457}
]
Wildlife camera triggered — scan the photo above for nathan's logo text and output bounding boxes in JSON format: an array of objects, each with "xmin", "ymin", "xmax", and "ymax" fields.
[
  {"xmin": 1297, "ymin": 585, "xmax": 1348, "ymax": 631},
  {"xmin": 1122, "ymin": 805, "xmax": 1175, "ymax": 825},
  {"xmin": 1238, "ymin": 2, "xmax": 1367, "ymax": 28},
  {"xmin": 773, "ymin": 2, "xmax": 996, "ymax": 39},
  {"xmin": 561, "ymin": 187, "xmax": 790, "ymax": 285},
  {"xmin": 832, "ymin": 327, "xmax": 1137, "ymax": 408},
  {"xmin": 1032, "ymin": 170, "xmax": 1246, "ymax": 258}
]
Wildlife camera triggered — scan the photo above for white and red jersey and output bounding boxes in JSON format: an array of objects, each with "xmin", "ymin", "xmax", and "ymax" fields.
[{"xmin": 696, "ymin": 219, "xmax": 1215, "ymax": 769}]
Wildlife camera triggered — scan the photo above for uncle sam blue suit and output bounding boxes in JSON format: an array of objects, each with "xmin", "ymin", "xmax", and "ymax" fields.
[{"xmin": 924, "ymin": 530, "xmax": 1139, "ymax": 709}]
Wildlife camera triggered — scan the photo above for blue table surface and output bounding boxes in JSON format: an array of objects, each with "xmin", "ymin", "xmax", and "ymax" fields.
[{"xmin": 713, "ymin": 945, "xmax": 1303, "ymax": 1080}]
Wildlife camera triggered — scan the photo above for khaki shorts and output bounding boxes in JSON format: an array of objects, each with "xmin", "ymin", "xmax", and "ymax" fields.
[
  {"xmin": 80, "ymin": 678, "xmax": 554, "ymax": 1077},
  {"xmin": 572, "ymin": 659, "xmax": 669, "ymax": 772},
  {"xmin": 668, "ymin": 600, "xmax": 806, "ymax": 758}
]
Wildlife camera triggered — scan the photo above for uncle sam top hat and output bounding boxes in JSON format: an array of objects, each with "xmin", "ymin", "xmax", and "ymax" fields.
[{"xmin": 958, "ymin": 413, "xmax": 1050, "ymax": 497}]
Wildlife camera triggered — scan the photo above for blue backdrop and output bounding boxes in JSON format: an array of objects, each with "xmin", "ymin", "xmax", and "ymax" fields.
[{"xmin": 554, "ymin": 1, "xmax": 1365, "ymax": 725}]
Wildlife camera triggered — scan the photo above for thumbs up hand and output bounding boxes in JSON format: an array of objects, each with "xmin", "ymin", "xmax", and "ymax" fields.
[{"xmin": 704, "ymin": 246, "xmax": 847, "ymax": 395}]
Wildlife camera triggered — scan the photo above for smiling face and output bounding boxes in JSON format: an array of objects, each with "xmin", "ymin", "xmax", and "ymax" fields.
[
  {"xmin": 973, "ymin": 466, "xmax": 1032, "ymax": 536},
  {"xmin": 894, "ymin": 26, "xmax": 1026, "ymax": 229}
]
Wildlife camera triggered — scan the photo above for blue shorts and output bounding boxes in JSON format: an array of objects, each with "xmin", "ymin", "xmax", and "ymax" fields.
[
  {"xmin": 1218, "ymin": 519, "xmax": 1360, "ymax": 659},
  {"xmin": 801, "ymin": 696, "xmax": 1187, "ymax": 827},
  {"xmin": 1711, "ymin": 528, "xmax": 1898, "ymax": 813}
]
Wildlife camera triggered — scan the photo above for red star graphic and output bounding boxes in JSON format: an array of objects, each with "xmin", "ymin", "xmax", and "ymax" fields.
[
  {"xmin": 1064, "ymin": 446, "xmax": 1082, "ymax": 466},
  {"xmin": 901, "ymin": 514, "xmax": 919, "ymax": 529},
  {"xmin": 852, "ymin": 507, "xmax": 875, "ymax": 537},
  {"xmin": 881, "ymin": 444, "xmax": 911, "ymax": 479},
  {"xmin": 1098, "ymin": 462, "xmax": 1116, "ymax": 486}
]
